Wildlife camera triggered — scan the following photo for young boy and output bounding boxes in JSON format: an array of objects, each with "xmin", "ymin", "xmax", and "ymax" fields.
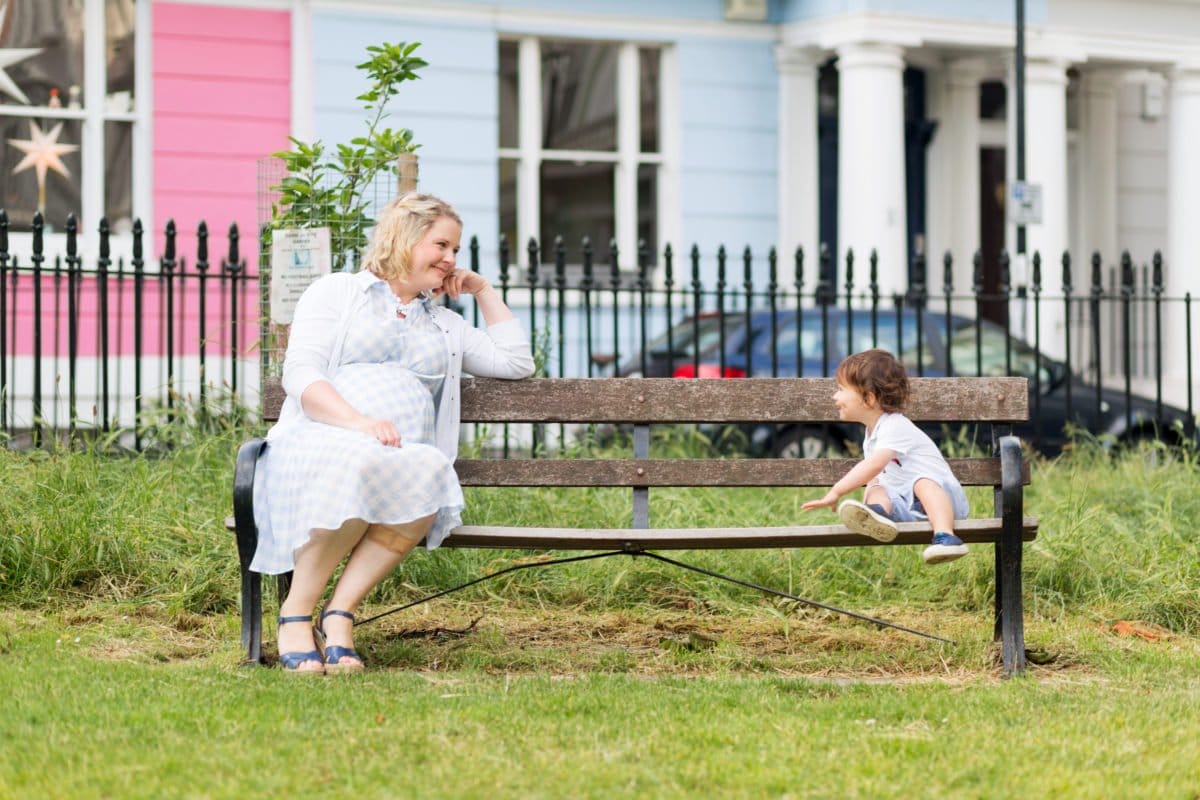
[{"xmin": 801, "ymin": 348, "xmax": 970, "ymax": 564}]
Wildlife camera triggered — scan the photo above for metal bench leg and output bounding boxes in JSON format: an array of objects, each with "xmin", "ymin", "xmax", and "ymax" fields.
[
  {"xmin": 998, "ymin": 436, "xmax": 1027, "ymax": 676},
  {"xmin": 233, "ymin": 437, "xmax": 267, "ymax": 665},
  {"xmin": 241, "ymin": 568, "xmax": 263, "ymax": 664}
]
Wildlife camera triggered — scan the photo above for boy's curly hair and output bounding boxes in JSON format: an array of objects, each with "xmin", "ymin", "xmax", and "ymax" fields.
[{"xmin": 836, "ymin": 349, "xmax": 910, "ymax": 412}]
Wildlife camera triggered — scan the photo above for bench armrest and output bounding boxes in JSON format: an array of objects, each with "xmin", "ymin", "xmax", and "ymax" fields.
[{"xmin": 232, "ymin": 438, "xmax": 266, "ymax": 572}]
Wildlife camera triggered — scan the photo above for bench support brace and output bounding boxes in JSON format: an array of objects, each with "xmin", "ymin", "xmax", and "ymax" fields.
[{"xmin": 353, "ymin": 549, "xmax": 954, "ymax": 645}]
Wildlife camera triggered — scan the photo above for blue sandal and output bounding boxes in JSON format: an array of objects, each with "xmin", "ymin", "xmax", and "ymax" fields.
[
  {"xmin": 277, "ymin": 614, "xmax": 324, "ymax": 674},
  {"xmin": 316, "ymin": 609, "xmax": 365, "ymax": 674}
]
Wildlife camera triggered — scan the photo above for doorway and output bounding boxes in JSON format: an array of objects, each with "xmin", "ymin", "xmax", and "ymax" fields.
[{"xmin": 979, "ymin": 146, "xmax": 1007, "ymax": 325}]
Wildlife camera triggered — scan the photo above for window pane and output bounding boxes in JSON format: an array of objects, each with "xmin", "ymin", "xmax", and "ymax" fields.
[
  {"xmin": 539, "ymin": 161, "xmax": 613, "ymax": 260},
  {"xmin": 637, "ymin": 163, "xmax": 657, "ymax": 265},
  {"xmin": 106, "ymin": 0, "xmax": 136, "ymax": 104},
  {"xmin": 0, "ymin": 116, "xmax": 81, "ymax": 230},
  {"xmin": 105, "ymin": 120, "xmax": 132, "ymax": 231},
  {"xmin": 639, "ymin": 48, "xmax": 659, "ymax": 153},
  {"xmin": 0, "ymin": 0, "xmax": 85, "ymax": 107},
  {"xmin": 980, "ymin": 81, "xmax": 1005, "ymax": 120},
  {"xmin": 541, "ymin": 41, "xmax": 616, "ymax": 151},
  {"xmin": 498, "ymin": 40, "xmax": 518, "ymax": 149},
  {"xmin": 499, "ymin": 157, "xmax": 517, "ymax": 251}
]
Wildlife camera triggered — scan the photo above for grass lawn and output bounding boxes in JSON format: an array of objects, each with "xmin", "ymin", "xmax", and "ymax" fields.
[
  {"xmin": 1, "ymin": 428, "xmax": 1199, "ymax": 797},
  {"xmin": 1, "ymin": 602, "xmax": 1198, "ymax": 798}
]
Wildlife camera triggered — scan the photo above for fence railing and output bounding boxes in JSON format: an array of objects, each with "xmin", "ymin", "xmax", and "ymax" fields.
[
  {"xmin": 2, "ymin": 213, "xmax": 1195, "ymax": 454},
  {"xmin": 0, "ymin": 211, "xmax": 254, "ymax": 448}
]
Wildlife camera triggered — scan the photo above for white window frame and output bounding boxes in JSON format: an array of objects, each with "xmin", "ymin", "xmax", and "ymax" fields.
[
  {"xmin": 2, "ymin": 0, "xmax": 151, "ymax": 264},
  {"xmin": 498, "ymin": 35, "xmax": 673, "ymax": 269}
]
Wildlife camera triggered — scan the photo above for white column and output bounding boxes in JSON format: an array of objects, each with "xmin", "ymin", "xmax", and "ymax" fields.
[
  {"xmin": 1015, "ymin": 57, "xmax": 1069, "ymax": 358},
  {"xmin": 837, "ymin": 42, "xmax": 907, "ymax": 299},
  {"xmin": 941, "ymin": 59, "xmax": 986, "ymax": 313},
  {"xmin": 133, "ymin": 0, "xmax": 154, "ymax": 237},
  {"xmin": 517, "ymin": 37, "xmax": 541, "ymax": 258},
  {"xmin": 1165, "ymin": 64, "xmax": 1200, "ymax": 405},
  {"xmin": 657, "ymin": 45, "xmax": 682, "ymax": 265},
  {"xmin": 775, "ymin": 45, "xmax": 820, "ymax": 270},
  {"xmin": 615, "ymin": 43, "xmax": 639, "ymax": 267},
  {"xmin": 290, "ymin": 0, "xmax": 314, "ymax": 143},
  {"xmin": 82, "ymin": 0, "xmax": 106, "ymax": 231},
  {"xmin": 1078, "ymin": 69, "xmax": 1121, "ymax": 273}
]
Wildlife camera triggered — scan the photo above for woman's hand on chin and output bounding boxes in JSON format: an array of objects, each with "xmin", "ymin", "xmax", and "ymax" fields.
[{"xmin": 438, "ymin": 269, "xmax": 491, "ymax": 301}]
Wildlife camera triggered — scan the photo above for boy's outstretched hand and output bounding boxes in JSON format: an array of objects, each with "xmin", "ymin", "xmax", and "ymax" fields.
[{"xmin": 802, "ymin": 490, "xmax": 840, "ymax": 511}]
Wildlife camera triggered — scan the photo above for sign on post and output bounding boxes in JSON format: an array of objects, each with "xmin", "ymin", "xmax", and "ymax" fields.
[
  {"xmin": 270, "ymin": 227, "xmax": 332, "ymax": 324},
  {"xmin": 1008, "ymin": 181, "xmax": 1043, "ymax": 226}
]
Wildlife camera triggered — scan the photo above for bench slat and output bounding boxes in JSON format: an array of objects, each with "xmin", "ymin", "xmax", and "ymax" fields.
[
  {"xmin": 259, "ymin": 376, "xmax": 1028, "ymax": 423},
  {"xmin": 455, "ymin": 457, "xmax": 1030, "ymax": 487},
  {"xmin": 442, "ymin": 516, "xmax": 1039, "ymax": 550},
  {"xmin": 460, "ymin": 377, "xmax": 1029, "ymax": 424}
]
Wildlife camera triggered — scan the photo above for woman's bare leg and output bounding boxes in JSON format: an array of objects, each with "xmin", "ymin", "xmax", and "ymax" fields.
[
  {"xmin": 320, "ymin": 515, "xmax": 437, "ymax": 665},
  {"xmin": 277, "ymin": 519, "xmax": 369, "ymax": 669}
]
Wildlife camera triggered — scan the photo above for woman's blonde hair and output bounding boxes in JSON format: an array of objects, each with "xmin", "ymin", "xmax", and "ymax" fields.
[{"xmin": 361, "ymin": 192, "xmax": 462, "ymax": 280}]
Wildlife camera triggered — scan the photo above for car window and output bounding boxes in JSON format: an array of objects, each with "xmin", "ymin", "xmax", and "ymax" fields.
[
  {"xmin": 946, "ymin": 320, "xmax": 1053, "ymax": 383},
  {"xmin": 645, "ymin": 315, "xmax": 734, "ymax": 358},
  {"xmin": 764, "ymin": 312, "xmax": 934, "ymax": 374}
]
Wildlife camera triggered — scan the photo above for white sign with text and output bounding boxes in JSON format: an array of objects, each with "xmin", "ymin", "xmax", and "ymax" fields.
[{"xmin": 270, "ymin": 227, "xmax": 332, "ymax": 324}]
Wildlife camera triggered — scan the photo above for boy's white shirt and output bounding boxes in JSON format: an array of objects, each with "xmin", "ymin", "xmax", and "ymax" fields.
[
  {"xmin": 863, "ymin": 412, "xmax": 962, "ymax": 502},
  {"xmin": 268, "ymin": 270, "xmax": 535, "ymax": 461}
]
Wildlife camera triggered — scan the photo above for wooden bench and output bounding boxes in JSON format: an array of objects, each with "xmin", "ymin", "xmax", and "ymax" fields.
[{"xmin": 231, "ymin": 375, "xmax": 1037, "ymax": 675}]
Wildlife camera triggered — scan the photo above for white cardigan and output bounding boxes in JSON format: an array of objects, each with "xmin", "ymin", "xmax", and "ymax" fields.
[{"xmin": 267, "ymin": 269, "xmax": 535, "ymax": 461}]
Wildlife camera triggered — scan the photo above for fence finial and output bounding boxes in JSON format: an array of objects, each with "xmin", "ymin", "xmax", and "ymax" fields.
[{"xmin": 227, "ymin": 222, "xmax": 240, "ymax": 268}]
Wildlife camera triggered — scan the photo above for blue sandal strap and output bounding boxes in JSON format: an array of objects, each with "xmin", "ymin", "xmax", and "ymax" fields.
[
  {"xmin": 323, "ymin": 645, "xmax": 363, "ymax": 666},
  {"xmin": 277, "ymin": 614, "xmax": 313, "ymax": 625},
  {"xmin": 320, "ymin": 609, "xmax": 356, "ymax": 625},
  {"xmin": 279, "ymin": 649, "xmax": 323, "ymax": 670}
]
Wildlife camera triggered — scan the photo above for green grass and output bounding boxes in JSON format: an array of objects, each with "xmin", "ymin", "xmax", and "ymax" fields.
[
  {"xmin": 1, "ymin": 426, "xmax": 1199, "ymax": 797},
  {"xmin": 1, "ymin": 606, "xmax": 1198, "ymax": 798}
]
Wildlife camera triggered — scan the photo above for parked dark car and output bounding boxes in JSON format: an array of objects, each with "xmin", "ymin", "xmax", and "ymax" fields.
[{"xmin": 614, "ymin": 308, "xmax": 1197, "ymax": 457}]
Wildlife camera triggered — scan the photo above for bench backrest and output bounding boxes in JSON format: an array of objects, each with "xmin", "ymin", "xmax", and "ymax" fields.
[{"xmin": 258, "ymin": 375, "xmax": 1029, "ymax": 492}]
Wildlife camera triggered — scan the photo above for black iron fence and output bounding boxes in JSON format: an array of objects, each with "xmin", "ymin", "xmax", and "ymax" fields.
[
  {"xmin": 2, "ymin": 213, "xmax": 1196, "ymax": 454},
  {"xmin": 0, "ymin": 211, "xmax": 253, "ymax": 448}
]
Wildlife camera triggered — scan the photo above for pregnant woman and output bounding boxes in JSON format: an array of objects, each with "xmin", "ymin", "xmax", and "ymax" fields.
[{"xmin": 252, "ymin": 193, "xmax": 535, "ymax": 673}]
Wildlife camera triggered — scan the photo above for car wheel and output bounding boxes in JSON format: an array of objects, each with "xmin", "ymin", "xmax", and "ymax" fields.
[{"xmin": 772, "ymin": 426, "xmax": 843, "ymax": 459}]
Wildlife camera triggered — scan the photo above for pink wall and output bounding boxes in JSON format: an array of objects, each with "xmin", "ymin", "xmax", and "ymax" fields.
[
  {"xmin": 5, "ymin": 271, "xmax": 258, "ymax": 359},
  {"xmin": 6, "ymin": 4, "xmax": 291, "ymax": 359},
  {"xmin": 152, "ymin": 2, "xmax": 291, "ymax": 263}
]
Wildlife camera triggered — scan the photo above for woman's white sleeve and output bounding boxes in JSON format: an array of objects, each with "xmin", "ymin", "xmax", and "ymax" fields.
[
  {"xmin": 461, "ymin": 318, "xmax": 536, "ymax": 379},
  {"xmin": 281, "ymin": 277, "xmax": 343, "ymax": 399}
]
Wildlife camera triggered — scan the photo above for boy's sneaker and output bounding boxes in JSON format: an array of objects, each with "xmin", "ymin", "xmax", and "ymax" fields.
[
  {"xmin": 837, "ymin": 499, "xmax": 898, "ymax": 542},
  {"xmin": 923, "ymin": 532, "xmax": 969, "ymax": 564}
]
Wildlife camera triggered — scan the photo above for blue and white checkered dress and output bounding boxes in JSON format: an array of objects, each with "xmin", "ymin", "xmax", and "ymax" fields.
[{"xmin": 250, "ymin": 285, "xmax": 464, "ymax": 575}]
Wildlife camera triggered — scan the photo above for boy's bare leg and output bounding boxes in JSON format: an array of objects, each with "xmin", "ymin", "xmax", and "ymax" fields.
[
  {"xmin": 914, "ymin": 478, "xmax": 968, "ymax": 564},
  {"xmin": 863, "ymin": 484, "xmax": 892, "ymax": 514},
  {"xmin": 912, "ymin": 478, "xmax": 955, "ymax": 532}
]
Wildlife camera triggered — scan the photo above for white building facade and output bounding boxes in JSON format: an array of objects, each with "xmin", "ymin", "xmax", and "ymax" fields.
[
  {"xmin": 4, "ymin": 0, "xmax": 1199, "ymax": 428},
  {"xmin": 288, "ymin": 0, "xmax": 1200, "ymax": 404}
]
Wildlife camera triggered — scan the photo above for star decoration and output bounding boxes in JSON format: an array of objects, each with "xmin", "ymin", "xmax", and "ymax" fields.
[
  {"xmin": 0, "ymin": 47, "xmax": 39, "ymax": 104},
  {"xmin": 0, "ymin": 2, "xmax": 42, "ymax": 104},
  {"xmin": 8, "ymin": 119, "xmax": 78, "ymax": 211},
  {"xmin": 9, "ymin": 119, "xmax": 77, "ymax": 182}
]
